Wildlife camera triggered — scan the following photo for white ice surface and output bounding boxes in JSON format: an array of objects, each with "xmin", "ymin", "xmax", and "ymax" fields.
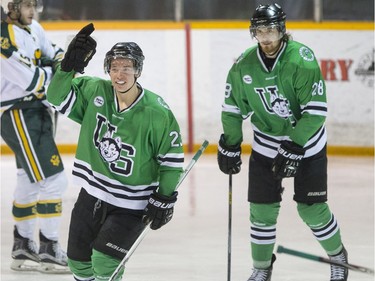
[{"xmin": 1, "ymin": 154, "xmax": 374, "ymax": 281}]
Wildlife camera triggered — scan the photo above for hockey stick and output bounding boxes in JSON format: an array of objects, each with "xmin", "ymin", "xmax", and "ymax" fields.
[
  {"xmin": 109, "ymin": 140, "xmax": 209, "ymax": 281},
  {"xmin": 277, "ymin": 245, "xmax": 374, "ymax": 275},
  {"xmin": 227, "ymin": 173, "xmax": 233, "ymax": 281}
]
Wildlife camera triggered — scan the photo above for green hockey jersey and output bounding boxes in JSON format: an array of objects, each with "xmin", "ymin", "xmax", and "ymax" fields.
[
  {"xmin": 47, "ymin": 69, "xmax": 184, "ymax": 210},
  {"xmin": 222, "ymin": 40, "xmax": 327, "ymax": 158}
]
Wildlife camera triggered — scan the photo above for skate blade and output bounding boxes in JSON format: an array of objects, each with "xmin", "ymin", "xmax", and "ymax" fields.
[
  {"xmin": 11, "ymin": 259, "xmax": 40, "ymax": 272},
  {"xmin": 38, "ymin": 262, "xmax": 71, "ymax": 274}
]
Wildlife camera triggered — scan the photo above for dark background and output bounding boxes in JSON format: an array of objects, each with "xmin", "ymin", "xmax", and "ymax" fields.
[{"xmin": 34, "ymin": 0, "xmax": 374, "ymax": 21}]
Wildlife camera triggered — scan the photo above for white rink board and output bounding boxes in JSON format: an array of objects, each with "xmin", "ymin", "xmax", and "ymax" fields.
[{"xmin": 2, "ymin": 27, "xmax": 373, "ymax": 147}]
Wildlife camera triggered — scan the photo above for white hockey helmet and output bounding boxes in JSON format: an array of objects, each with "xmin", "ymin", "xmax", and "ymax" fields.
[{"xmin": 1, "ymin": 0, "xmax": 43, "ymax": 14}]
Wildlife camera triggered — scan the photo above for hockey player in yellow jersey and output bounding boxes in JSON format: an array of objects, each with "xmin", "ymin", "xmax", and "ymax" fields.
[{"xmin": 0, "ymin": 0, "xmax": 69, "ymax": 273}]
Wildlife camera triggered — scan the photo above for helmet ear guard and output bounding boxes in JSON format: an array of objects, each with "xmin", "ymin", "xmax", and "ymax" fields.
[
  {"xmin": 249, "ymin": 3, "xmax": 286, "ymax": 39},
  {"xmin": 104, "ymin": 42, "xmax": 145, "ymax": 78}
]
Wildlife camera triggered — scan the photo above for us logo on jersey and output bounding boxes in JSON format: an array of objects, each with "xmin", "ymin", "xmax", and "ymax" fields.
[{"xmin": 254, "ymin": 85, "xmax": 296, "ymax": 125}]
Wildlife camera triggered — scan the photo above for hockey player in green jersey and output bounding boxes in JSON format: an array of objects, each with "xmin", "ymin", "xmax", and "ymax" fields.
[
  {"xmin": 47, "ymin": 23, "xmax": 184, "ymax": 281},
  {"xmin": 1, "ymin": 0, "xmax": 69, "ymax": 273},
  {"xmin": 217, "ymin": 3, "xmax": 348, "ymax": 281}
]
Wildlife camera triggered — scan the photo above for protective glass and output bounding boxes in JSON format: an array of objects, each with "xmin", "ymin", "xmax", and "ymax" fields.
[
  {"xmin": 109, "ymin": 60, "xmax": 138, "ymax": 75},
  {"xmin": 251, "ymin": 24, "xmax": 283, "ymax": 43}
]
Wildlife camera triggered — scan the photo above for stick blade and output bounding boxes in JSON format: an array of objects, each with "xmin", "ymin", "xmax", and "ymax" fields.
[
  {"xmin": 276, "ymin": 245, "xmax": 374, "ymax": 275},
  {"xmin": 276, "ymin": 245, "xmax": 285, "ymax": 253}
]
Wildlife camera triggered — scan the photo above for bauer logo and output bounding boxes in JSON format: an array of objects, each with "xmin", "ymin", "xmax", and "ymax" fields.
[
  {"xmin": 106, "ymin": 242, "xmax": 128, "ymax": 254},
  {"xmin": 307, "ymin": 191, "xmax": 327, "ymax": 197},
  {"xmin": 299, "ymin": 47, "xmax": 314, "ymax": 62},
  {"xmin": 243, "ymin": 75, "xmax": 252, "ymax": 84},
  {"xmin": 94, "ymin": 96, "xmax": 104, "ymax": 107}
]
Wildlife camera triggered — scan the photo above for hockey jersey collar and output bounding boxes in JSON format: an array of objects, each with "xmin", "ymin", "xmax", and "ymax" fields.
[
  {"xmin": 114, "ymin": 82, "xmax": 144, "ymax": 113},
  {"xmin": 257, "ymin": 41, "xmax": 287, "ymax": 73}
]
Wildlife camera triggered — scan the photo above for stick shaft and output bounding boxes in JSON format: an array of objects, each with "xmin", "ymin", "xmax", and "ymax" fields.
[
  {"xmin": 109, "ymin": 140, "xmax": 209, "ymax": 281},
  {"xmin": 277, "ymin": 245, "xmax": 374, "ymax": 275},
  {"xmin": 175, "ymin": 140, "xmax": 209, "ymax": 189},
  {"xmin": 227, "ymin": 173, "xmax": 232, "ymax": 281}
]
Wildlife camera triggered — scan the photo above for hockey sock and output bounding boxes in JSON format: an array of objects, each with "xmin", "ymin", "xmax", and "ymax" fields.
[
  {"xmin": 68, "ymin": 258, "xmax": 94, "ymax": 280},
  {"xmin": 13, "ymin": 202, "xmax": 38, "ymax": 240},
  {"xmin": 73, "ymin": 275, "xmax": 94, "ymax": 281},
  {"xmin": 250, "ymin": 202, "xmax": 280, "ymax": 268},
  {"xmin": 13, "ymin": 169, "xmax": 39, "ymax": 240},
  {"xmin": 297, "ymin": 202, "xmax": 343, "ymax": 255},
  {"xmin": 37, "ymin": 199, "xmax": 62, "ymax": 240},
  {"xmin": 92, "ymin": 249, "xmax": 124, "ymax": 281},
  {"xmin": 38, "ymin": 171, "xmax": 67, "ymax": 240}
]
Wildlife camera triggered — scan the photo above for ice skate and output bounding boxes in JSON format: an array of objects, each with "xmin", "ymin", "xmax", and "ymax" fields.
[
  {"xmin": 247, "ymin": 254, "xmax": 276, "ymax": 281},
  {"xmin": 38, "ymin": 231, "xmax": 70, "ymax": 274},
  {"xmin": 329, "ymin": 246, "xmax": 348, "ymax": 281},
  {"xmin": 11, "ymin": 226, "xmax": 40, "ymax": 271}
]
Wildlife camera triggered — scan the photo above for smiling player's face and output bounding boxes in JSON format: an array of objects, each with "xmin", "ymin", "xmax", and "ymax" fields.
[{"xmin": 109, "ymin": 58, "xmax": 137, "ymax": 93}]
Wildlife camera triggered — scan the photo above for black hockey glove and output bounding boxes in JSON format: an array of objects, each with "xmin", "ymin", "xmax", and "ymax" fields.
[
  {"xmin": 217, "ymin": 134, "xmax": 242, "ymax": 175},
  {"xmin": 272, "ymin": 141, "xmax": 305, "ymax": 179},
  {"xmin": 143, "ymin": 191, "xmax": 178, "ymax": 230},
  {"xmin": 61, "ymin": 23, "xmax": 97, "ymax": 73}
]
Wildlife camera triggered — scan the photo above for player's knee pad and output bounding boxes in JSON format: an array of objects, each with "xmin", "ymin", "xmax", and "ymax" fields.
[
  {"xmin": 91, "ymin": 249, "xmax": 124, "ymax": 281},
  {"xmin": 37, "ymin": 172, "xmax": 67, "ymax": 219},
  {"xmin": 39, "ymin": 171, "xmax": 68, "ymax": 199},
  {"xmin": 297, "ymin": 202, "xmax": 332, "ymax": 227},
  {"xmin": 250, "ymin": 202, "xmax": 280, "ymax": 226}
]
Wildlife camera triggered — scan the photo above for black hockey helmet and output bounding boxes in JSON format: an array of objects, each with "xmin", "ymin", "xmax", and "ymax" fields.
[
  {"xmin": 104, "ymin": 42, "xmax": 145, "ymax": 77},
  {"xmin": 250, "ymin": 3, "xmax": 286, "ymax": 38}
]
